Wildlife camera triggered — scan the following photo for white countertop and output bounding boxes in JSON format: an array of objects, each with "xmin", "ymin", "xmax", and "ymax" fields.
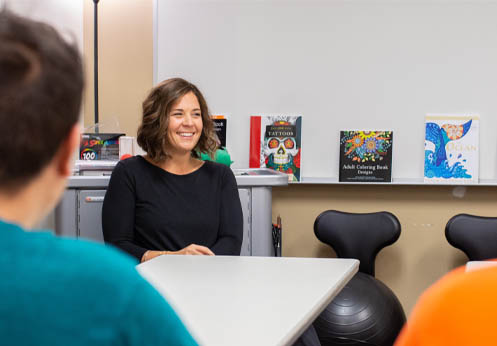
[{"xmin": 137, "ymin": 255, "xmax": 358, "ymax": 346}]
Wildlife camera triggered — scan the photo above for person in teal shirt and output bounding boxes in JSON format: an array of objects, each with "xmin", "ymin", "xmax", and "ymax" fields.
[{"xmin": 0, "ymin": 9, "xmax": 197, "ymax": 346}]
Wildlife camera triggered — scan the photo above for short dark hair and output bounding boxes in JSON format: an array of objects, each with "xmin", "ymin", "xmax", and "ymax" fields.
[
  {"xmin": 0, "ymin": 9, "xmax": 83, "ymax": 192},
  {"xmin": 137, "ymin": 78, "xmax": 218, "ymax": 162}
]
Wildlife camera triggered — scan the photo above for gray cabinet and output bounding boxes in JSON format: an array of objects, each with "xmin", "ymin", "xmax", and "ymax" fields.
[
  {"xmin": 55, "ymin": 169, "xmax": 287, "ymax": 256},
  {"xmin": 78, "ymin": 190, "xmax": 106, "ymax": 242},
  {"xmin": 238, "ymin": 188, "xmax": 251, "ymax": 256}
]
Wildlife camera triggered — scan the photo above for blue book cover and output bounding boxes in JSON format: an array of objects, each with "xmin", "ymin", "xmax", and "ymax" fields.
[{"xmin": 424, "ymin": 115, "xmax": 479, "ymax": 184}]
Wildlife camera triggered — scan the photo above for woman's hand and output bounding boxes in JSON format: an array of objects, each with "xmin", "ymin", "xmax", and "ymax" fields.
[
  {"xmin": 141, "ymin": 250, "xmax": 167, "ymax": 262},
  {"xmin": 141, "ymin": 244, "xmax": 215, "ymax": 262},
  {"xmin": 171, "ymin": 244, "xmax": 215, "ymax": 256}
]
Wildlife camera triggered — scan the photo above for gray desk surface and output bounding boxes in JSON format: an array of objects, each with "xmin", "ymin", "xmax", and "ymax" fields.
[
  {"xmin": 137, "ymin": 256, "xmax": 358, "ymax": 346},
  {"xmin": 66, "ymin": 167, "xmax": 288, "ymax": 188}
]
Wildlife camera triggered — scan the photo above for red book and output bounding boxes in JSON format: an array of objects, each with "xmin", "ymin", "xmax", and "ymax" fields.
[{"xmin": 249, "ymin": 115, "xmax": 302, "ymax": 182}]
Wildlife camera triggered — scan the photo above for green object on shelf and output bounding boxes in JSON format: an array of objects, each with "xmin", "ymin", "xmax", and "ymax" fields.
[{"xmin": 200, "ymin": 148, "xmax": 233, "ymax": 167}]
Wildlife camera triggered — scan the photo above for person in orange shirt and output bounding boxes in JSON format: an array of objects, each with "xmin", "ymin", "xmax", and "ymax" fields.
[{"xmin": 395, "ymin": 264, "xmax": 497, "ymax": 346}]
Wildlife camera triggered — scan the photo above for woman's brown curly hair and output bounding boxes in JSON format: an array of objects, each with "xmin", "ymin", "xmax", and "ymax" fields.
[{"xmin": 137, "ymin": 78, "xmax": 218, "ymax": 162}]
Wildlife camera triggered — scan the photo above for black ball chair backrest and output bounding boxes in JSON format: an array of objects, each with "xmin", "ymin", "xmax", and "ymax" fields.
[
  {"xmin": 314, "ymin": 210, "xmax": 401, "ymax": 276},
  {"xmin": 313, "ymin": 210, "xmax": 405, "ymax": 346},
  {"xmin": 445, "ymin": 213, "xmax": 497, "ymax": 261}
]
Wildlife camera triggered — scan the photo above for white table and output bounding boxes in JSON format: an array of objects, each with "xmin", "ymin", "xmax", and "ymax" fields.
[
  {"xmin": 466, "ymin": 260, "xmax": 497, "ymax": 272},
  {"xmin": 137, "ymin": 256, "xmax": 359, "ymax": 346}
]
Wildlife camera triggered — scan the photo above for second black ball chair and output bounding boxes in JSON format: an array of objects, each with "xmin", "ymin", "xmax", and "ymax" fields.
[{"xmin": 445, "ymin": 213, "xmax": 497, "ymax": 261}]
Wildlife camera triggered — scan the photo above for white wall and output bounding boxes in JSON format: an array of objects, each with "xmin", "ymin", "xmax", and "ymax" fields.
[
  {"xmin": 1, "ymin": 0, "xmax": 83, "ymax": 52},
  {"xmin": 155, "ymin": 0, "xmax": 497, "ymax": 181}
]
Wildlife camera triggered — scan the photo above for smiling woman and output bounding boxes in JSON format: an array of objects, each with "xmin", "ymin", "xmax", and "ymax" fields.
[
  {"xmin": 102, "ymin": 78, "xmax": 243, "ymax": 262},
  {"xmin": 166, "ymin": 92, "xmax": 204, "ymax": 157}
]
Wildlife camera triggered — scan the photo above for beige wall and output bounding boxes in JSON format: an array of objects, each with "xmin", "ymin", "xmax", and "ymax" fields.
[
  {"xmin": 82, "ymin": 1, "xmax": 497, "ymax": 316},
  {"xmin": 83, "ymin": 0, "xmax": 153, "ymax": 136},
  {"xmin": 273, "ymin": 184, "xmax": 497, "ymax": 314}
]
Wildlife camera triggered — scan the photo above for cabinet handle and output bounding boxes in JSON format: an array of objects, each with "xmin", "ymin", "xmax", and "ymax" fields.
[{"xmin": 85, "ymin": 196, "xmax": 105, "ymax": 203}]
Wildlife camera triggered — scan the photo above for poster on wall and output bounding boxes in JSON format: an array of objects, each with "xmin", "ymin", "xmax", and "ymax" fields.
[
  {"xmin": 339, "ymin": 130, "xmax": 393, "ymax": 182},
  {"xmin": 424, "ymin": 115, "xmax": 479, "ymax": 184},
  {"xmin": 249, "ymin": 115, "xmax": 302, "ymax": 182}
]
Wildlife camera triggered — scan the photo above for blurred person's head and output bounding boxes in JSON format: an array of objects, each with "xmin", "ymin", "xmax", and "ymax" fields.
[{"xmin": 0, "ymin": 8, "xmax": 83, "ymax": 226}]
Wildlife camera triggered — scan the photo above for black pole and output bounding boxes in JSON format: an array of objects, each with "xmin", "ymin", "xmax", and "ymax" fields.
[{"xmin": 93, "ymin": 0, "xmax": 99, "ymax": 132}]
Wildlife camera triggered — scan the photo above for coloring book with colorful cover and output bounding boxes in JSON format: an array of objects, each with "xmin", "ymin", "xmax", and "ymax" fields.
[
  {"xmin": 339, "ymin": 130, "xmax": 393, "ymax": 182},
  {"xmin": 249, "ymin": 115, "xmax": 302, "ymax": 182},
  {"xmin": 424, "ymin": 115, "xmax": 479, "ymax": 184}
]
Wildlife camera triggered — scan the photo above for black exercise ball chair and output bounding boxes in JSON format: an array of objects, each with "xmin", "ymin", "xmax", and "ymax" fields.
[
  {"xmin": 445, "ymin": 213, "xmax": 497, "ymax": 261},
  {"xmin": 313, "ymin": 210, "xmax": 406, "ymax": 346}
]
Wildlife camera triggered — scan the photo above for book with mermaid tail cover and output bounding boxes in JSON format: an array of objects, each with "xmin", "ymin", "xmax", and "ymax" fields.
[{"xmin": 424, "ymin": 115, "xmax": 479, "ymax": 184}]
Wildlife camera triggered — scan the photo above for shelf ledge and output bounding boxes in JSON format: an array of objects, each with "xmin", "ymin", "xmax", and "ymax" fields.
[{"xmin": 292, "ymin": 177, "xmax": 497, "ymax": 186}]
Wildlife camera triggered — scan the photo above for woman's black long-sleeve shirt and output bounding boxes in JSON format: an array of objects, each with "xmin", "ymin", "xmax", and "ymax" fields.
[{"xmin": 102, "ymin": 156, "xmax": 243, "ymax": 260}]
